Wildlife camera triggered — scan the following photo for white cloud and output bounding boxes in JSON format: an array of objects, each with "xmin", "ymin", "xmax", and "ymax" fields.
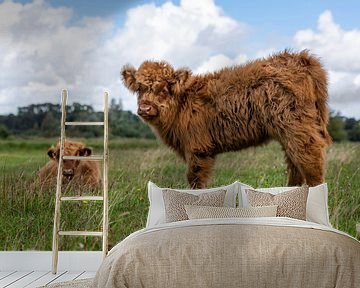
[
  {"xmin": 0, "ymin": 0, "xmax": 113, "ymax": 113},
  {"xmin": 0, "ymin": 0, "xmax": 250, "ymax": 115},
  {"xmin": 294, "ymin": 10, "xmax": 360, "ymax": 118},
  {"xmin": 354, "ymin": 74, "xmax": 360, "ymax": 87},
  {"xmin": 255, "ymin": 48, "xmax": 278, "ymax": 59},
  {"xmin": 1, "ymin": 1, "xmax": 360, "ymax": 119},
  {"xmin": 195, "ymin": 54, "xmax": 248, "ymax": 74},
  {"xmin": 327, "ymin": 71, "xmax": 360, "ymax": 104},
  {"xmin": 295, "ymin": 10, "xmax": 360, "ymax": 72},
  {"xmin": 98, "ymin": 0, "xmax": 250, "ymax": 112},
  {"xmin": 98, "ymin": 0, "xmax": 249, "ymax": 68}
]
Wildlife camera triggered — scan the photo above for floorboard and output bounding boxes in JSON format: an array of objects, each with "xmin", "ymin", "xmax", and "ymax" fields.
[
  {"xmin": 0, "ymin": 251, "xmax": 100, "ymax": 287},
  {"xmin": 7, "ymin": 271, "xmax": 49, "ymax": 288},
  {"xmin": 0, "ymin": 271, "xmax": 95, "ymax": 288},
  {"xmin": 0, "ymin": 272, "xmax": 16, "ymax": 281},
  {"xmin": 48, "ymin": 271, "xmax": 84, "ymax": 284},
  {"xmin": 75, "ymin": 271, "xmax": 95, "ymax": 280},
  {"xmin": 23, "ymin": 271, "xmax": 67, "ymax": 288},
  {"xmin": 0, "ymin": 272, "xmax": 32, "ymax": 287}
]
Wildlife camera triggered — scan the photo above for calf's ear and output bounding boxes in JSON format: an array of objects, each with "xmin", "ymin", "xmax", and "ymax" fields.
[
  {"xmin": 171, "ymin": 68, "xmax": 191, "ymax": 97},
  {"xmin": 47, "ymin": 148, "xmax": 56, "ymax": 159},
  {"xmin": 79, "ymin": 147, "xmax": 92, "ymax": 156},
  {"xmin": 121, "ymin": 64, "xmax": 139, "ymax": 92}
]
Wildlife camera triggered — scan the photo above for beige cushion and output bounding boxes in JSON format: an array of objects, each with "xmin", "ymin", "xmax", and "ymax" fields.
[
  {"xmin": 162, "ymin": 189, "xmax": 226, "ymax": 223},
  {"xmin": 245, "ymin": 186, "xmax": 309, "ymax": 220},
  {"xmin": 184, "ymin": 205, "xmax": 278, "ymax": 219},
  {"xmin": 146, "ymin": 181, "xmax": 238, "ymax": 228},
  {"xmin": 238, "ymin": 182, "xmax": 331, "ymax": 227}
]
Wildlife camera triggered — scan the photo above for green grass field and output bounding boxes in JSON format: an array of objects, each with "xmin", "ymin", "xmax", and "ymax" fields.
[{"xmin": 0, "ymin": 138, "xmax": 359, "ymax": 251}]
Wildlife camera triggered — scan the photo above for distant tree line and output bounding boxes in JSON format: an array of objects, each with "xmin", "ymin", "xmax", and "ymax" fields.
[
  {"xmin": 0, "ymin": 102, "xmax": 359, "ymax": 142},
  {"xmin": 0, "ymin": 99, "xmax": 155, "ymax": 139},
  {"xmin": 328, "ymin": 111, "xmax": 360, "ymax": 142}
]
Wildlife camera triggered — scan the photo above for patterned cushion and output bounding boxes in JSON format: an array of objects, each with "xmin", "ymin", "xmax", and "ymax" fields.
[
  {"xmin": 184, "ymin": 205, "xmax": 278, "ymax": 219},
  {"xmin": 146, "ymin": 181, "xmax": 238, "ymax": 228},
  {"xmin": 162, "ymin": 189, "xmax": 226, "ymax": 223},
  {"xmin": 238, "ymin": 182, "xmax": 331, "ymax": 226},
  {"xmin": 245, "ymin": 186, "xmax": 309, "ymax": 220}
]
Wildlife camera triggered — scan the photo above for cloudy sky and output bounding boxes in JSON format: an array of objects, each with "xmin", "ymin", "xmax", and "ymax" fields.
[{"xmin": 1, "ymin": 0, "xmax": 360, "ymax": 118}]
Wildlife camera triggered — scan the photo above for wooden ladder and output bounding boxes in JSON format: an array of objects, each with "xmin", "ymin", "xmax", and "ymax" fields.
[{"xmin": 52, "ymin": 89, "xmax": 109, "ymax": 274}]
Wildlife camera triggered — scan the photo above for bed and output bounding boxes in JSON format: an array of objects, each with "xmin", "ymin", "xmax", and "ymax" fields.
[{"xmin": 92, "ymin": 182, "xmax": 360, "ymax": 288}]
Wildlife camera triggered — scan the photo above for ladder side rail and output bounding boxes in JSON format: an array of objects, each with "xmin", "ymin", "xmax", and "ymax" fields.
[
  {"xmin": 52, "ymin": 89, "xmax": 67, "ymax": 274},
  {"xmin": 102, "ymin": 91, "xmax": 109, "ymax": 259}
]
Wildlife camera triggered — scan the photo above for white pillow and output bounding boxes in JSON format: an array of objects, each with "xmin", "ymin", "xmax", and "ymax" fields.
[
  {"xmin": 146, "ymin": 181, "xmax": 238, "ymax": 228},
  {"xmin": 237, "ymin": 182, "xmax": 331, "ymax": 227}
]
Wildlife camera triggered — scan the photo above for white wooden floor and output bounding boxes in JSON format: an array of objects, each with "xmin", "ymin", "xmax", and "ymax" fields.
[
  {"xmin": 0, "ymin": 251, "xmax": 102, "ymax": 288},
  {"xmin": 0, "ymin": 270, "xmax": 95, "ymax": 288}
]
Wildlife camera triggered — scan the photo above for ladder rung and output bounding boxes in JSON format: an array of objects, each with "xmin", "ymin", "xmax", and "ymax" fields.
[
  {"xmin": 62, "ymin": 155, "xmax": 104, "ymax": 161},
  {"xmin": 61, "ymin": 196, "xmax": 103, "ymax": 201},
  {"xmin": 65, "ymin": 121, "xmax": 104, "ymax": 126},
  {"xmin": 59, "ymin": 231, "xmax": 103, "ymax": 236}
]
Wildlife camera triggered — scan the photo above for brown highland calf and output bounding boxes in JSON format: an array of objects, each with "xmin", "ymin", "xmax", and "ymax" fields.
[
  {"xmin": 38, "ymin": 140, "xmax": 101, "ymax": 188},
  {"xmin": 122, "ymin": 50, "xmax": 332, "ymax": 189}
]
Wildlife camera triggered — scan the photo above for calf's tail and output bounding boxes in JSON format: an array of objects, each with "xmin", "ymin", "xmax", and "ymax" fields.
[{"xmin": 300, "ymin": 50, "xmax": 332, "ymax": 145}]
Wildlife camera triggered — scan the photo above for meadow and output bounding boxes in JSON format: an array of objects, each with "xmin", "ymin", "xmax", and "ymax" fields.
[{"xmin": 0, "ymin": 138, "xmax": 359, "ymax": 251}]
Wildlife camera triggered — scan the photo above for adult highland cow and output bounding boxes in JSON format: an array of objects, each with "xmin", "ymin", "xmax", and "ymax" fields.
[{"xmin": 122, "ymin": 50, "xmax": 331, "ymax": 189}]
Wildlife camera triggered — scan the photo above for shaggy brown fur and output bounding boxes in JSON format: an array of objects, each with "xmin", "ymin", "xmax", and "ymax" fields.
[
  {"xmin": 38, "ymin": 140, "xmax": 101, "ymax": 188},
  {"xmin": 122, "ymin": 50, "xmax": 332, "ymax": 189}
]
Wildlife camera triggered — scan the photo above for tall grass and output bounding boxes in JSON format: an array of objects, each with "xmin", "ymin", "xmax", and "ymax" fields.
[{"xmin": 0, "ymin": 138, "xmax": 359, "ymax": 251}]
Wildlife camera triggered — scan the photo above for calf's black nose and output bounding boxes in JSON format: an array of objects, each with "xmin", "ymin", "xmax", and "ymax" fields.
[{"xmin": 63, "ymin": 169, "xmax": 74, "ymax": 177}]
